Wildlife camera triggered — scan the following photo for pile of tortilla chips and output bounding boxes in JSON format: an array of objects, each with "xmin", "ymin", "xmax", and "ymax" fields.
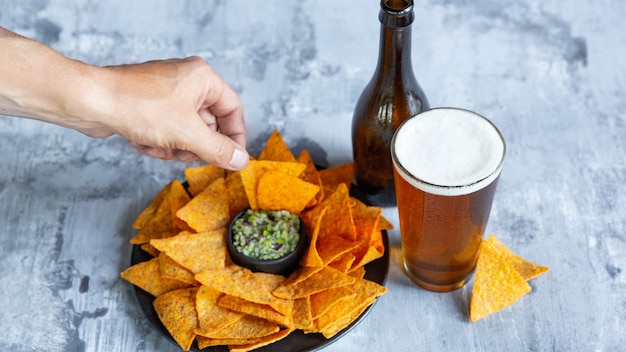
[
  {"xmin": 121, "ymin": 131, "xmax": 391, "ymax": 351},
  {"xmin": 469, "ymin": 234, "xmax": 549, "ymax": 322}
]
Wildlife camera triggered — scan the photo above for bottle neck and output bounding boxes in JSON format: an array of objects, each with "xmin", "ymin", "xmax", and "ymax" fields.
[{"xmin": 375, "ymin": 3, "xmax": 415, "ymax": 78}]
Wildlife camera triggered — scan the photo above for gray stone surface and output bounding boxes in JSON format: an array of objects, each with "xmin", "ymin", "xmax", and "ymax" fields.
[{"xmin": 1, "ymin": 0, "xmax": 625, "ymax": 351}]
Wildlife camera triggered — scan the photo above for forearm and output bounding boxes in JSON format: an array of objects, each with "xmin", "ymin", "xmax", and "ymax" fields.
[{"xmin": 0, "ymin": 26, "xmax": 111, "ymax": 135}]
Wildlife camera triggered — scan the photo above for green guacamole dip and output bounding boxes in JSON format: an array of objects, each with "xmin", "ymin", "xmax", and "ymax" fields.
[{"xmin": 232, "ymin": 209, "xmax": 301, "ymax": 260}]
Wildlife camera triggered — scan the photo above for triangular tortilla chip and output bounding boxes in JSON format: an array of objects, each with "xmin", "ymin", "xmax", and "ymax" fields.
[
  {"xmin": 240, "ymin": 160, "xmax": 306, "ymax": 209},
  {"xmin": 225, "ymin": 171, "xmax": 250, "ymax": 218},
  {"xmin": 300, "ymin": 205, "xmax": 327, "ymax": 267},
  {"xmin": 257, "ymin": 170, "xmax": 320, "ymax": 214},
  {"xmin": 228, "ymin": 328, "xmax": 293, "ymax": 352},
  {"xmin": 292, "ymin": 297, "xmax": 314, "ymax": 331},
  {"xmin": 318, "ymin": 163, "xmax": 354, "ymax": 196},
  {"xmin": 316, "ymin": 235, "xmax": 361, "ymax": 266},
  {"xmin": 296, "ymin": 150, "xmax": 324, "ymax": 206},
  {"xmin": 272, "ymin": 266, "xmax": 356, "ymax": 299},
  {"xmin": 195, "ymin": 285, "xmax": 244, "ymax": 334},
  {"xmin": 258, "ymin": 130, "xmax": 297, "ymax": 163},
  {"xmin": 153, "ymin": 287, "xmax": 199, "ymax": 351},
  {"xmin": 349, "ymin": 200, "xmax": 382, "ymax": 269},
  {"xmin": 329, "ymin": 254, "xmax": 356, "ymax": 273},
  {"xmin": 158, "ymin": 253, "xmax": 198, "ymax": 285},
  {"xmin": 310, "ymin": 286, "xmax": 356, "ymax": 319},
  {"xmin": 132, "ymin": 182, "xmax": 173, "ymax": 229},
  {"xmin": 195, "ymin": 266, "xmax": 291, "ymax": 316},
  {"xmin": 218, "ymin": 295, "xmax": 292, "ymax": 328},
  {"xmin": 318, "ymin": 183, "xmax": 357, "ymax": 241},
  {"xmin": 199, "ymin": 314, "xmax": 280, "ymax": 339},
  {"xmin": 176, "ymin": 178, "xmax": 229, "ymax": 232},
  {"xmin": 140, "ymin": 243, "xmax": 160, "ymax": 257},
  {"xmin": 317, "ymin": 297, "xmax": 372, "ymax": 339},
  {"xmin": 470, "ymin": 240, "xmax": 532, "ymax": 322},
  {"xmin": 120, "ymin": 258, "xmax": 190, "ymax": 297},
  {"xmin": 487, "ymin": 234, "xmax": 549, "ymax": 281},
  {"xmin": 130, "ymin": 181, "xmax": 190, "ymax": 244},
  {"xmin": 184, "ymin": 164, "xmax": 225, "ymax": 197},
  {"xmin": 150, "ymin": 229, "xmax": 227, "ymax": 274},
  {"xmin": 315, "ymin": 277, "xmax": 386, "ymax": 338}
]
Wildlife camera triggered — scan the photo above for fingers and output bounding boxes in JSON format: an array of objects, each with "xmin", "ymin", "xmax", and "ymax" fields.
[
  {"xmin": 185, "ymin": 126, "xmax": 249, "ymax": 170},
  {"xmin": 197, "ymin": 62, "xmax": 247, "ymax": 150},
  {"xmin": 129, "ymin": 142, "xmax": 177, "ymax": 160},
  {"xmin": 113, "ymin": 56, "xmax": 249, "ymax": 170},
  {"xmin": 176, "ymin": 151, "xmax": 201, "ymax": 163},
  {"xmin": 129, "ymin": 128, "xmax": 248, "ymax": 170}
]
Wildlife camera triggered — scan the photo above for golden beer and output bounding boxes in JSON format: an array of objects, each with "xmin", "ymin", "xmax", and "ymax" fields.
[{"xmin": 391, "ymin": 108, "xmax": 506, "ymax": 292}]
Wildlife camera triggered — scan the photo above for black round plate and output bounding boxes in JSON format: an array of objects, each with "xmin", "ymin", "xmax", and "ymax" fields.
[{"xmin": 130, "ymin": 187, "xmax": 390, "ymax": 352}]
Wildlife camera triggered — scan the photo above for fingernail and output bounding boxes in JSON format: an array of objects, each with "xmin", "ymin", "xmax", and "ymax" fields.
[{"xmin": 228, "ymin": 148, "xmax": 249, "ymax": 170}]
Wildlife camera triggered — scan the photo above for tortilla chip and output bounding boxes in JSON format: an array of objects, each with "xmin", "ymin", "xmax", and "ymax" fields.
[
  {"xmin": 153, "ymin": 287, "xmax": 199, "ymax": 351},
  {"xmin": 354, "ymin": 245, "xmax": 384, "ymax": 270},
  {"xmin": 377, "ymin": 216, "xmax": 394, "ymax": 231},
  {"xmin": 318, "ymin": 298, "xmax": 372, "ymax": 339},
  {"xmin": 318, "ymin": 163, "xmax": 354, "ymax": 196},
  {"xmin": 158, "ymin": 253, "xmax": 198, "ymax": 286},
  {"xmin": 130, "ymin": 181, "xmax": 190, "ymax": 244},
  {"xmin": 292, "ymin": 297, "xmax": 314, "ymax": 331},
  {"xmin": 310, "ymin": 286, "xmax": 356, "ymax": 320},
  {"xmin": 120, "ymin": 258, "xmax": 190, "ymax": 297},
  {"xmin": 487, "ymin": 234, "xmax": 549, "ymax": 281},
  {"xmin": 200, "ymin": 314, "xmax": 279, "ymax": 339},
  {"xmin": 150, "ymin": 229, "xmax": 227, "ymax": 274},
  {"xmin": 176, "ymin": 178, "xmax": 229, "ymax": 232},
  {"xmin": 258, "ymin": 130, "xmax": 298, "ymax": 163},
  {"xmin": 315, "ymin": 277, "xmax": 386, "ymax": 338},
  {"xmin": 240, "ymin": 160, "xmax": 307, "ymax": 210},
  {"xmin": 272, "ymin": 266, "xmax": 356, "ymax": 299},
  {"xmin": 329, "ymin": 254, "xmax": 356, "ymax": 273},
  {"xmin": 195, "ymin": 285, "xmax": 244, "ymax": 333},
  {"xmin": 349, "ymin": 266, "xmax": 366, "ymax": 279},
  {"xmin": 318, "ymin": 184, "xmax": 357, "ymax": 241},
  {"xmin": 228, "ymin": 328, "xmax": 293, "ymax": 352},
  {"xmin": 317, "ymin": 235, "xmax": 361, "ymax": 266},
  {"xmin": 132, "ymin": 182, "xmax": 172, "ymax": 229},
  {"xmin": 255, "ymin": 272, "xmax": 288, "ymax": 291},
  {"xmin": 218, "ymin": 294, "xmax": 292, "ymax": 328},
  {"xmin": 296, "ymin": 150, "xmax": 324, "ymax": 206},
  {"xmin": 170, "ymin": 182, "xmax": 197, "ymax": 235},
  {"xmin": 277, "ymin": 266, "xmax": 326, "ymax": 293},
  {"xmin": 196, "ymin": 336, "xmax": 258, "ymax": 350},
  {"xmin": 257, "ymin": 170, "xmax": 320, "ymax": 214},
  {"xmin": 470, "ymin": 240, "xmax": 532, "ymax": 322},
  {"xmin": 195, "ymin": 266, "xmax": 290, "ymax": 315},
  {"xmin": 140, "ymin": 243, "xmax": 160, "ymax": 257},
  {"xmin": 300, "ymin": 205, "xmax": 327, "ymax": 267},
  {"xmin": 184, "ymin": 164, "xmax": 225, "ymax": 197},
  {"xmin": 349, "ymin": 201, "xmax": 382, "ymax": 269},
  {"xmin": 225, "ymin": 171, "xmax": 250, "ymax": 218}
]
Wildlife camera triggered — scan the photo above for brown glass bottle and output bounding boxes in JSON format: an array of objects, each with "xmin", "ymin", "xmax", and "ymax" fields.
[{"xmin": 351, "ymin": 0, "xmax": 429, "ymax": 206}]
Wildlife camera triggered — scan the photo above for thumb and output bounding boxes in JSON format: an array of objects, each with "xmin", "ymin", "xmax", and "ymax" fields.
[{"xmin": 190, "ymin": 129, "xmax": 249, "ymax": 170}]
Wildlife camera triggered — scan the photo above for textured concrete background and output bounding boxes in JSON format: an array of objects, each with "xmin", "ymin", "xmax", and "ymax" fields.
[{"xmin": 1, "ymin": 0, "xmax": 625, "ymax": 351}]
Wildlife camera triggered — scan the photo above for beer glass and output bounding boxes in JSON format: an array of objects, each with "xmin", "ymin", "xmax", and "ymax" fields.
[{"xmin": 391, "ymin": 108, "xmax": 506, "ymax": 292}]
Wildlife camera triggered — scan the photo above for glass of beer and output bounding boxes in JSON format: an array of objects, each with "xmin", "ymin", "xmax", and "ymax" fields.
[{"xmin": 391, "ymin": 107, "xmax": 506, "ymax": 292}]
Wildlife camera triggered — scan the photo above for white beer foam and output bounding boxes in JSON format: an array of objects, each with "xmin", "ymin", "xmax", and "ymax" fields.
[{"xmin": 392, "ymin": 108, "xmax": 505, "ymax": 196}]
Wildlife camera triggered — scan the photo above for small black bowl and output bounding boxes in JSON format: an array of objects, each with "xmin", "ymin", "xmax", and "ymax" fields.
[{"xmin": 227, "ymin": 209, "xmax": 308, "ymax": 276}]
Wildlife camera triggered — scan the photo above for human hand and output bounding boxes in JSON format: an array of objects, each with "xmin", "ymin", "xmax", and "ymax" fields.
[
  {"xmin": 1, "ymin": 27, "xmax": 248, "ymax": 169},
  {"xmin": 90, "ymin": 56, "xmax": 249, "ymax": 169}
]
